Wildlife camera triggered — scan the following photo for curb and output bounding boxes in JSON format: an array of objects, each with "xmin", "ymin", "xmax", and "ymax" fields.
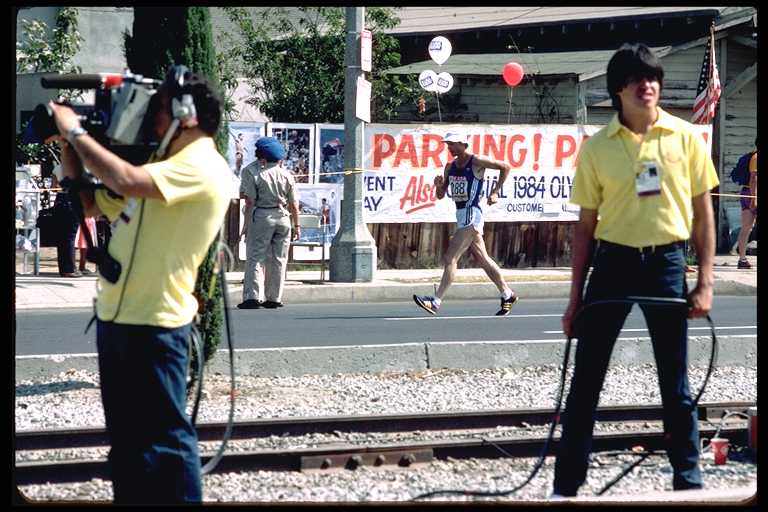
[
  {"xmin": 15, "ymin": 335, "xmax": 756, "ymax": 381},
  {"xmin": 14, "ymin": 276, "xmax": 756, "ymax": 310},
  {"xmin": 228, "ymin": 278, "xmax": 756, "ymax": 305}
]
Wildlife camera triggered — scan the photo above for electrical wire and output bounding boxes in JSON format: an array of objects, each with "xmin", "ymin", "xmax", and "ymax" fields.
[
  {"xmin": 701, "ymin": 410, "xmax": 750, "ymax": 453},
  {"xmin": 411, "ymin": 314, "xmax": 573, "ymax": 500},
  {"xmin": 189, "ymin": 325, "xmax": 205, "ymax": 425},
  {"xmin": 410, "ymin": 295, "xmax": 719, "ymax": 501},
  {"xmin": 199, "ymin": 245, "xmax": 237, "ymax": 475}
]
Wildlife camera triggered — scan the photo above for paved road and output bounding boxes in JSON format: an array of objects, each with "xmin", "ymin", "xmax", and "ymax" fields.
[{"xmin": 14, "ymin": 296, "xmax": 757, "ymax": 356}]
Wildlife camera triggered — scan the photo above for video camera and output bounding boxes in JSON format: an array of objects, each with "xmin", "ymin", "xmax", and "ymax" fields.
[
  {"xmin": 21, "ymin": 70, "xmax": 165, "ymax": 284},
  {"xmin": 22, "ymin": 70, "xmax": 163, "ymax": 164}
]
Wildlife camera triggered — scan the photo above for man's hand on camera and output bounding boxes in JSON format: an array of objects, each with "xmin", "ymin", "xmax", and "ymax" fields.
[{"xmin": 48, "ymin": 101, "xmax": 81, "ymax": 137}]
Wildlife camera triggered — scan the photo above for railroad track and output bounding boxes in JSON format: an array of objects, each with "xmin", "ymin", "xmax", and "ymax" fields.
[{"xmin": 15, "ymin": 401, "xmax": 752, "ymax": 485}]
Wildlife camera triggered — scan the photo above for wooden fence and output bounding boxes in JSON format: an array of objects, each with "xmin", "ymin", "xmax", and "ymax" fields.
[
  {"xmin": 369, "ymin": 222, "xmax": 575, "ymax": 269},
  {"xmin": 226, "ymin": 203, "xmax": 576, "ymax": 270}
]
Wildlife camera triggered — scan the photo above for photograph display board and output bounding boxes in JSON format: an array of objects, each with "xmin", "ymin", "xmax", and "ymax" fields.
[
  {"xmin": 227, "ymin": 122, "xmax": 266, "ymax": 177},
  {"xmin": 293, "ymin": 183, "xmax": 342, "ymax": 261},
  {"xmin": 267, "ymin": 123, "xmax": 315, "ymax": 184},
  {"xmin": 227, "ymin": 122, "xmax": 265, "ymax": 199},
  {"xmin": 315, "ymin": 123, "xmax": 346, "ymax": 184}
]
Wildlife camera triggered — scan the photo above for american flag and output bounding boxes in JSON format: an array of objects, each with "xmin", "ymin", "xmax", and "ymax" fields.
[{"xmin": 691, "ymin": 27, "xmax": 721, "ymax": 124}]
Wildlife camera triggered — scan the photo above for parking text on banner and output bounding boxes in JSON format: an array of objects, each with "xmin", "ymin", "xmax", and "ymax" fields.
[{"xmin": 362, "ymin": 124, "xmax": 712, "ymax": 223}]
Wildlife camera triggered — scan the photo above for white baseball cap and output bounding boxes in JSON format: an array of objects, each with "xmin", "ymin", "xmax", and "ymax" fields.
[{"xmin": 442, "ymin": 132, "xmax": 468, "ymax": 144}]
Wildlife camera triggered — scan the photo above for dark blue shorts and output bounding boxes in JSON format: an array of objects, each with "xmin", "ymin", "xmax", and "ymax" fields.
[{"xmin": 740, "ymin": 186, "xmax": 756, "ymax": 212}]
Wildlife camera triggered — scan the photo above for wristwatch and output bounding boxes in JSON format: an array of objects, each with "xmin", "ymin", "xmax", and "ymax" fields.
[{"xmin": 66, "ymin": 126, "xmax": 87, "ymax": 144}]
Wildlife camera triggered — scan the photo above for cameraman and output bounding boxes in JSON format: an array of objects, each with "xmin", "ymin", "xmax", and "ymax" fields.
[{"xmin": 48, "ymin": 67, "xmax": 230, "ymax": 504}]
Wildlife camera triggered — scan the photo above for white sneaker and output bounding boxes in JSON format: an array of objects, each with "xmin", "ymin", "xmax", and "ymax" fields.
[{"xmin": 549, "ymin": 493, "xmax": 569, "ymax": 501}]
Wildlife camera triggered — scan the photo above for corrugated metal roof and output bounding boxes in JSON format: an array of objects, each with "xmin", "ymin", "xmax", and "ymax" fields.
[
  {"xmin": 383, "ymin": 47, "xmax": 671, "ymax": 80},
  {"xmin": 210, "ymin": 6, "xmax": 741, "ymax": 42},
  {"xmin": 385, "ymin": 6, "xmax": 727, "ymax": 35}
]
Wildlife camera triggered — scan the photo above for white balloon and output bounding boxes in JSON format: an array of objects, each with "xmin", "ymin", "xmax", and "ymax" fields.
[
  {"xmin": 428, "ymin": 36, "xmax": 452, "ymax": 65},
  {"xmin": 435, "ymin": 72, "xmax": 454, "ymax": 94},
  {"xmin": 418, "ymin": 69, "xmax": 439, "ymax": 92}
]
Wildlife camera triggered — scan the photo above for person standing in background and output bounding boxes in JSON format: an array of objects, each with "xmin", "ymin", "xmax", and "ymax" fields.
[
  {"xmin": 238, "ymin": 137, "xmax": 301, "ymax": 309},
  {"xmin": 74, "ymin": 215, "xmax": 98, "ymax": 275},
  {"xmin": 737, "ymin": 138, "xmax": 757, "ymax": 269},
  {"xmin": 51, "ymin": 170, "xmax": 80, "ymax": 277}
]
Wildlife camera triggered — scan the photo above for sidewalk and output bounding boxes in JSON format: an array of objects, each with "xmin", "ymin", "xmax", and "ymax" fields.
[
  {"xmin": 14, "ymin": 247, "xmax": 757, "ymax": 380},
  {"xmin": 14, "ymin": 247, "xmax": 757, "ymax": 310}
]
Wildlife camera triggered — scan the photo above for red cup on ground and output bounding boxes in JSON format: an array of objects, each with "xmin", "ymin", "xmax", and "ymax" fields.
[{"xmin": 710, "ymin": 437, "xmax": 729, "ymax": 465}]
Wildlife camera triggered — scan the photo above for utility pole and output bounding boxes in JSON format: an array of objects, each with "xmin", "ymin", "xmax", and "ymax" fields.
[{"xmin": 329, "ymin": 6, "xmax": 377, "ymax": 282}]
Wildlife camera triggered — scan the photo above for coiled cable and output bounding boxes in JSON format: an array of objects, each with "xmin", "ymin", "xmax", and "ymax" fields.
[{"xmin": 411, "ymin": 296, "xmax": 718, "ymax": 501}]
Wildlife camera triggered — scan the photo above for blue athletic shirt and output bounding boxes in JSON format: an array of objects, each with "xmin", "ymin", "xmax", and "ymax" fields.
[{"xmin": 448, "ymin": 155, "xmax": 483, "ymax": 210}]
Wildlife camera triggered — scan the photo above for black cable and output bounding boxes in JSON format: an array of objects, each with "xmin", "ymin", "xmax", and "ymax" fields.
[
  {"xmin": 411, "ymin": 315, "xmax": 574, "ymax": 501},
  {"xmin": 596, "ymin": 451, "xmax": 654, "ymax": 495},
  {"xmin": 189, "ymin": 324, "xmax": 205, "ymax": 426},
  {"xmin": 106, "ymin": 199, "xmax": 144, "ymax": 323},
  {"xmin": 410, "ymin": 296, "xmax": 719, "ymax": 501},
  {"xmin": 200, "ymin": 245, "xmax": 236, "ymax": 475},
  {"xmin": 589, "ymin": 299, "xmax": 718, "ymax": 496}
]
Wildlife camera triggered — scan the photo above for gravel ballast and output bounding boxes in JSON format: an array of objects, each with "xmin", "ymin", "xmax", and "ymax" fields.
[{"xmin": 15, "ymin": 364, "xmax": 757, "ymax": 503}]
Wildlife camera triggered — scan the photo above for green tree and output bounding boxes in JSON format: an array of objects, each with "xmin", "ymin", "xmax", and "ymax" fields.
[
  {"xmin": 214, "ymin": 29, "xmax": 244, "ymax": 123},
  {"xmin": 224, "ymin": 6, "xmax": 419, "ymax": 123},
  {"xmin": 125, "ymin": 7, "xmax": 229, "ymax": 393},
  {"xmin": 16, "ymin": 7, "xmax": 83, "ymax": 74},
  {"xmin": 16, "ymin": 7, "xmax": 83, "ymax": 165},
  {"xmin": 124, "ymin": 7, "xmax": 228, "ymax": 154}
]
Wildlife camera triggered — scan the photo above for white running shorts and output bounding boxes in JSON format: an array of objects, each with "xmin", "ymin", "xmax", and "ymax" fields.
[{"xmin": 456, "ymin": 205, "xmax": 484, "ymax": 234}]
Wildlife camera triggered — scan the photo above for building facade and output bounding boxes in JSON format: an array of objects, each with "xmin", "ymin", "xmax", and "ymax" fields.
[{"xmin": 15, "ymin": 7, "xmax": 757, "ymax": 260}]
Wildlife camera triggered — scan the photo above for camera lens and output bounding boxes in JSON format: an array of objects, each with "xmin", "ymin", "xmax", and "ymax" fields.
[{"xmin": 21, "ymin": 104, "xmax": 58, "ymax": 144}]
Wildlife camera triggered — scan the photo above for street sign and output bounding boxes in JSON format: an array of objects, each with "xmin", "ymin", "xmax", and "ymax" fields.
[
  {"xmin": 356, "ymin": 76, "xmax": 371, "ymax": 123},
  {"xmin": 360, "ymin": 29, "xmax": 372, "ymax": 72}
]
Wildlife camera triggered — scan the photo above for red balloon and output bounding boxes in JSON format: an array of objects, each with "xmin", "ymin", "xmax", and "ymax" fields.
[{"xmin": 502, "ymin": 62, "xmax": 524, "ymax": 87}]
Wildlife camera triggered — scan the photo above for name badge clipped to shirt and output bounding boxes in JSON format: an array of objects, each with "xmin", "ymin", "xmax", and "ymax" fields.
[{"xmin": 636, "ymin": 161, "xmax": 662, "ymax": 197}]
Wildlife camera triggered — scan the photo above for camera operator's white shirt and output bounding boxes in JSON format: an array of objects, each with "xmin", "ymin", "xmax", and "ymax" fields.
[{"xmin": 94, "ymin": 137, "xmax": 230, "ymax": 327}]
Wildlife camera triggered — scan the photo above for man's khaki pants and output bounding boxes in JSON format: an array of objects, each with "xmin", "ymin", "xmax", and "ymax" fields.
[{"xmin": 243, "ymin": 210, "xmax": 291, "ymax": 303}]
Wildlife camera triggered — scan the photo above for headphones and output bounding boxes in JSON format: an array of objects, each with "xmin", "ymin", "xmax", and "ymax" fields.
[{"xmin": 166, "ymin": 65, "xmax": 198, "ymax": 127}]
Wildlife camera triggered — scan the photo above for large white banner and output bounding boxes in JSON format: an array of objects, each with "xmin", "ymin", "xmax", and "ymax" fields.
[{"xmin": 362, "ymin": 123, "xmax": 712, "ymax": 223}]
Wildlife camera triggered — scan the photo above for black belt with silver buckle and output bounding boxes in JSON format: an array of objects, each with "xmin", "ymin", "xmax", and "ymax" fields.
[{"xmin": 597, "ymin": 239, "xmax": 684, "ymax": 254}]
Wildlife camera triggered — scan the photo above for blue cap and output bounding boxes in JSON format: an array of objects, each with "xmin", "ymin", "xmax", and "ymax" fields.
[{"xmin": 255, "ymin": 137, "xmax": 287, "ymax": 161}]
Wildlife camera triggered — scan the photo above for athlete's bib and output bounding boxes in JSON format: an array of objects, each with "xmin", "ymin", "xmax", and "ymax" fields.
[{"xmin": 449, "ymin": 175, "xmax": 469, "ymax": 202}]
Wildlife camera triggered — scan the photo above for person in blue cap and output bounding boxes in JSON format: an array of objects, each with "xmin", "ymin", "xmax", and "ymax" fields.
[{"xmin": 238, "ymin": 137, "xmax": 300, "ymax": 309}]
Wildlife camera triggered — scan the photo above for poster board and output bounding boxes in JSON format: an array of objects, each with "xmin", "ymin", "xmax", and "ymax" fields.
[
  {"xmin": 267, "ymin": 123, "xmax": 316, "ymax": 184},
  {"xmin": 293, "ymin": 183, "xmax": 342, "ymax": 260},
  {"xmin": 315, "ymin": 123, "xmax": 346, "ymax": 185},
  {"xmin": 227, "ymin": 122, "xmax": 265, "ymax": 198}
]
